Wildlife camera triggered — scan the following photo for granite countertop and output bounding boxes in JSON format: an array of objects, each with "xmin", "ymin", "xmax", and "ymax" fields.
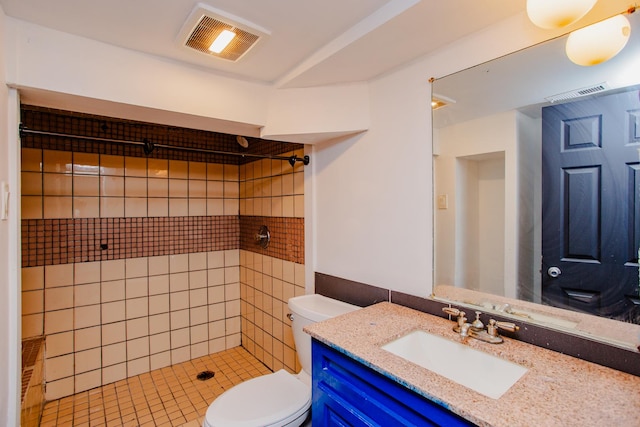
[{"xmin": 304, "ymin": 302, "xmax": 640, "ymax": 427}]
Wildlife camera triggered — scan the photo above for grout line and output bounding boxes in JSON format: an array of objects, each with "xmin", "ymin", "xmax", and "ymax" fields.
[{"xmin": 40, "ymin": 346, "xmax": 271, "ymax": 427}]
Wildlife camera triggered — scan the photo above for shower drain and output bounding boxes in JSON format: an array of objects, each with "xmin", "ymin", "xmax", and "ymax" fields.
[{"xmin": 196, "ymin": 370, "xmax": 215, "ymax": 381}]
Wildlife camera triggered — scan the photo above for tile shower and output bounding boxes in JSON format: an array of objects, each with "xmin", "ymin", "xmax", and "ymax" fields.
[{"xmin": 19, "ymin": 106, "xmax": 306, "ymax": 420}]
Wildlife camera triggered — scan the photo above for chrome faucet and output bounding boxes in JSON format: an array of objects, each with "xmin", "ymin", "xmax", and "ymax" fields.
[
  {"xmin": 442, "ymin": 307, "xmax": 519, "ymax": 344},
  {"xmin": 458, "ymin": 322, "xmax": 472, "ymax": 338}
]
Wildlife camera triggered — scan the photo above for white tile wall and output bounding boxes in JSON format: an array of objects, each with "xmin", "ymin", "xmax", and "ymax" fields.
[
  {"xmin": 22, "ymin": 145, "xmax": 306, "ymax": 402},
  {"xmin": 23, "ymin": 151, "xmax": 241, "ymax": 220},
  {"xmin": 22, "ymin": 249, "xmax": 242, "ymax": 400},
  {"xmin": 239, "ymin": 150, "xmax": 305, "ymax": 218},
  {"xmin": 240, "ymin": 251, "xmax": 305, "ymax": 374}
]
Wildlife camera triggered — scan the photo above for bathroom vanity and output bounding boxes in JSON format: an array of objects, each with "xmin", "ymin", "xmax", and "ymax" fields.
[
  {"xmin": 312, "ymin": 339, "xmax": 473, "ymax": 426},
  {"xmin": 305, "ymin": 302, "xmax": 640, "ymax": 427}
]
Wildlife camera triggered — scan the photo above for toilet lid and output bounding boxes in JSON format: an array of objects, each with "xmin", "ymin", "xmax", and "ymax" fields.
[{"xmin": 204, "ymin": 369, "xmax": 311, "ymax": 427}]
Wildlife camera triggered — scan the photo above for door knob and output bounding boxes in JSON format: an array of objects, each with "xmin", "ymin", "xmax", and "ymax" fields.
[{"xmin": 547, "ymin": 266, "xmax": 562, "ymax": 278}]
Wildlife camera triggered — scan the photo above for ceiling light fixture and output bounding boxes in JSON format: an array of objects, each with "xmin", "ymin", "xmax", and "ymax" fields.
[
  {"xmin": 565, "ymin": 13, "xmax": 632, "ymax": 66},
  {"xmin": 526, "ymin": 0, "xmax": 597, "ymax": 29},
  {"xmin": 431, "ymin": 94, "xmax": 456, "ymax": 110},
  {"xmin": 178, "ymin": 3, "xmax": 271, "ymax": 62},
  {"xmin": 208, "ymin": 29, "xmax": 236, "ymax": 53},
  {"xmin": 526, "ymin": 2, "xmax": 636, "ymax": 68}
]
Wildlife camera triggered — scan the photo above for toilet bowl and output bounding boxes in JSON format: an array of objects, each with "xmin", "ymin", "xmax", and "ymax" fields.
[{"xmin": 202, "ymin": 294, "xmax": 359, "ymax": 427}]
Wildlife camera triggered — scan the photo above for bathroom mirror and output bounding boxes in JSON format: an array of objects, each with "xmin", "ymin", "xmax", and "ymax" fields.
[{"xmin": 432, "ymin": 11, "xmax": 640, "ymax": 350}]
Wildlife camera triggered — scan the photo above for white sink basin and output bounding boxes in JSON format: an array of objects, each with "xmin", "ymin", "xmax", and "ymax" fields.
[{"xmin": 381, "ymin": 330, "xmax": 527, "ymax": 399}]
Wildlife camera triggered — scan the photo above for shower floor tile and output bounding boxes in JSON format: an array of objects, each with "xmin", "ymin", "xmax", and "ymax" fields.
[{"xmin": 40, "ymin": 347, "xmax": 272, "ymax": 427}]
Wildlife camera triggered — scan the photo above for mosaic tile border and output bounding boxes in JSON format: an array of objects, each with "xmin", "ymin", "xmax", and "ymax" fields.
[
  {"xmin": 21, "ymin": 216, "xmax": 239, "ymax": 267},
  {"xmin": 240, "ymin": 216, "xmax": 304, "ymax": 264}
]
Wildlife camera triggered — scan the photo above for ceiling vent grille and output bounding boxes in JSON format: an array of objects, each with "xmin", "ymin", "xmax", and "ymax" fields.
[
  {"xmin": 186, "ymin": 16, "xmax": 260, "ymax": 61},
  {"xmin": 545, "ymin": 82, "xmax": 610, "ymax": 103},
  {"xmin": 178, "ymin": 3, "xmax": 270, "ymax": 62}
]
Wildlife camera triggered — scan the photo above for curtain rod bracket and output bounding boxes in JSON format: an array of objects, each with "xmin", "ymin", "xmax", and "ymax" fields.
[
  {"xmin": 143, "ymin": 138, "xmax": 155, "ymax": 155},
  {"xmin": 288, "ymin": 155, "xmax": 310, "ymax": 167}
]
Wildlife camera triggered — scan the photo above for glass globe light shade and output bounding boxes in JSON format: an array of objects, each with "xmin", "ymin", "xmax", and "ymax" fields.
[
  {"xmin": 566, "ymin": 14, "xmax": 631, "ymax": 66},
  {"xmin": 527, "ymin": 0, "xmax": 597, "ymax": 29}
]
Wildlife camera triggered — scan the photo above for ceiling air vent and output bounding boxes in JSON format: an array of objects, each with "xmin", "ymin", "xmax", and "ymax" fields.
[
  {"xmin": 178, "ymin": 3, "xmax": 270, "ymax": 62},
  {"xmin": 545, "ymin": 82, "xmax": 610, "ymax": 103}
]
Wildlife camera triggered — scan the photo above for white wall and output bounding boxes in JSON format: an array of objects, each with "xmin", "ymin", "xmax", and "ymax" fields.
[
  {"xmin": 434, "ymin": 111, "xmax": 517, "ymax": 297},
  {"xmin": 313, "ymin": 57, "xmax": 437, "ymax": 296},
  {"xmin": 448, "ymin": 154, "xmax": 506, "ymax": 294},
  {"xmin": 0, "ymin": 5, "xmax": 21, "ymax": 425},
  {"xmin": 309, "ymin": 7, "xmax": 602, "ymax": 297},
  {"xmin": 0, "ymin": 7, "xmax": 10, "ymax": 415},
  {"xmin": 4, "ymin": 18, "xmax": 271, "ymax": 130},
  {"xmin": 340, "ymin": 0, "xmax": 638, "ymax": 296},
  {"xmin": 262, "ymin": 84, "xmax": 371, "ymax": 143},
  {"xmin": 476, "ymin": 156, "xmax": 506, "ymax": 295},
  {"xmin": 0, "ymin": 6, "xmax": 10, "ymax": 420},
  {"xmin": 5, "ymin": 18, "xmax": 373, "ymax": 144},
  {"xmin": 456, "ymin": 157, "xmax": 480, "ymax": 289}
]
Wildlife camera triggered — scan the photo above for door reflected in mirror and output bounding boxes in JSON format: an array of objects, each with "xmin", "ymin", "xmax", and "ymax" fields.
[{"xmin": 432, "ymin": 11, "xmax": 640, "ymax": 349}]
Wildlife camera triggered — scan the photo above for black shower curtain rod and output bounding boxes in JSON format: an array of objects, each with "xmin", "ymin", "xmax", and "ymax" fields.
[{"xmin": 19, "ymin": 125, "xmax": 310, "ymax": 167}]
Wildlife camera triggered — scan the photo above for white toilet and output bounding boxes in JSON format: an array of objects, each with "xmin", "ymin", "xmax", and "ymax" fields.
[{"xmin": 202, "ymin": 294, "xmax": 360, "ymax": 427}]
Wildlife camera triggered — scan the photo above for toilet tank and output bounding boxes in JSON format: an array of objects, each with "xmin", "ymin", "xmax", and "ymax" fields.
[{"xmin": 288, "ymin": 294, "xmax": 360, "ymax": 376}]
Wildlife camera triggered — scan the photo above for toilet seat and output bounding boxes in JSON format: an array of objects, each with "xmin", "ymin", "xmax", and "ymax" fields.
[{"xmin": 203, "ymin": 369, "xmax": 311, "ymax": 427}]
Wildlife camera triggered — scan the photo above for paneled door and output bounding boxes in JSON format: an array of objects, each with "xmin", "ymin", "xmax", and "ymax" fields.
[{"xmin": 541, "ymin": 88, "xmax": 640, "ymax": 322}]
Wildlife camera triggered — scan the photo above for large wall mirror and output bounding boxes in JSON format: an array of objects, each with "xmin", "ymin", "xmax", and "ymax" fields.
[{"xmin": 432, "ymin": 11, "xmax": 640, "ymax": 351}]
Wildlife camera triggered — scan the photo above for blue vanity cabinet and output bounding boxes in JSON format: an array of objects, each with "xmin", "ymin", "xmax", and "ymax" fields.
[{"xmin": 311, "ymin": 339, "xmax": 475, "ymax": 426}]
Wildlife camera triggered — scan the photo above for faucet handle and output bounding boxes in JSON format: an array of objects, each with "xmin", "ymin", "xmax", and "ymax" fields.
[
  {"xmin": 471, "ymin": 311, "xmax": 484, "ymax": 331},
  {"xmin": 488, "ymin": 318, "xmax": 520, "ymax": 336},
  {"xmin": 495, "ymin": 320, "xmax": 519, "ymax": 333},
  {"xmin": 457, "ymin": 311, "xmax": 467, "ymax": 328},
  {"xmin": 442, "ymin": 307, "xmax": 461, "ymax": 317},
  {"xmin": 442, "ymin": 307, "xmax": 470, "ymax": 334}
]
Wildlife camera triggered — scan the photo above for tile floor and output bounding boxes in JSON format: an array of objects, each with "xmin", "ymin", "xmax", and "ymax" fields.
[{"xmin": 39, "ymin": 347, "xmax": 272, "ymax": 427}]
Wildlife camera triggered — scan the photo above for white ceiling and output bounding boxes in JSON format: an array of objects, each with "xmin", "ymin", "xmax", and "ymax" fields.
[{"xmin": 0, "ymin": 0, "xmax": 527, "ymax": 88}]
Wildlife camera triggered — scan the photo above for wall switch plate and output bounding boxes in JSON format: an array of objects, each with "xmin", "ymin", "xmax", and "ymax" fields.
[
  {"xmin": 437, "ymin": 194, "xmax": 448, "ymax": 210},
  {"xmin": 1, "ymin": 181, "xmax": 9, "ymax": 220}
]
